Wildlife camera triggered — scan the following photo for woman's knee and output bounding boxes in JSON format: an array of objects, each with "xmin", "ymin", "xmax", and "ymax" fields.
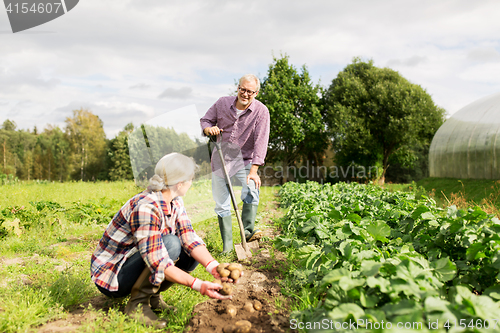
[{"xmin": 162, "ymin": 234, "xmax": 182, "ymax": 261}]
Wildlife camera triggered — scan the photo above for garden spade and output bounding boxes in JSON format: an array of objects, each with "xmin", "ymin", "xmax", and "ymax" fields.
[{"xmin": 210, "ymin": 135, "xmax": 259, "ymax": 260}]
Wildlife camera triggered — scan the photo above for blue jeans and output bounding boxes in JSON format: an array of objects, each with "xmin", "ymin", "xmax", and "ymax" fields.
[
  {"xmin": 212, "ymin": 163, "xmax": 259, "ymax": 217},
  {"xmin": 96, "ymin": 234, "xmax": 199, "ymax": 298}
]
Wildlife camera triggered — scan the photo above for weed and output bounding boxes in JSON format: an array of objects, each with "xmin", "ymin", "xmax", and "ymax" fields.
[
  {"xmin": 0, "ymin": 286, "xmax": 64, "ymax": 333},
  {"xmin": 48, "ymin": 265, "xmax": 97, "ymax": 310}
]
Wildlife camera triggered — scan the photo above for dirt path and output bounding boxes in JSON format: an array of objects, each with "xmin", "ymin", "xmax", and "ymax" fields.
[{"xmin": 185, "ymin": 209, "xmax": 294, "ymax": 333}]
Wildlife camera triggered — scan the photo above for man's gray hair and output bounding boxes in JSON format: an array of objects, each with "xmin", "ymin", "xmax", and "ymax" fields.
[{"xmin": 239, "ymin": 74, "xmax": 260, "ymax": 91}]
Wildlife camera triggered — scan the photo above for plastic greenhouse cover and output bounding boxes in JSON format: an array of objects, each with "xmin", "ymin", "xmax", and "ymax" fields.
[{"xmin": 429, "ymin": 91, "xmax": 500, "ymax": 179}]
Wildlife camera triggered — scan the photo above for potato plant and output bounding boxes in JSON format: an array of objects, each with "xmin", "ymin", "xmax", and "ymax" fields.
[{"xmin": 277, "ymin": 181, "xmax": 500, "ymax": 331}]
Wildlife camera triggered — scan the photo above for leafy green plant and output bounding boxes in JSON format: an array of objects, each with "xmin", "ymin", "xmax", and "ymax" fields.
[
  {"xmin": 0, "ymin": 173, "xmax": 19, "ymax": 185},
  {"xmin": 66, "ymin": 200, "xmax": 116, "ymax": 225},
  {"xmin": 277, "ymin": 181, "xmax": 500, "ymax": 331}
]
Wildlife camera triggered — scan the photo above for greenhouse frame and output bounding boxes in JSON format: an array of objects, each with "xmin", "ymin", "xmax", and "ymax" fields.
[{"xmin": 429, "ymin": 91, "xmax": 500, "ymax": 179}]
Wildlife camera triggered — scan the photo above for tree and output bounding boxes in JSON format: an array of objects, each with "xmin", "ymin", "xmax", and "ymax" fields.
[
  {"xmin": 108, "ymin": 123, "xmax": 134, "ymax": 181},
  {"xmin": 65, "ymin": 109, "xmax": 107, "ymax": 181},
  {"xmin": 0, "ymin": 120, "xmax": 20, "ymax": 176},
  {"xmin": 34, "ymin": 126, "xmax": 71, "ymax": 181},
  {"xmin": 257, "ymin": 54, "xmax": 328, "ymax": 182},
  {"xmin": 12, "ymin": 129, "xmax": 37, "ymax": 180},
  {"xmin": 322, "ymin": 58, "xmax": 446, "ymax": 184},
  {"xmin": 127, "ymin": 124, "xmax": 198, "ymax": 183}
]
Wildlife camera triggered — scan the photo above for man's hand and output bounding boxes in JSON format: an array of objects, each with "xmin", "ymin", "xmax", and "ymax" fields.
[
  {"xmin": 247, "ymin": 165, "xmax": 261, "ymax": 189},
  {"xmin": 204, "ymin": 126, "xmax": 222, "ymax": 136}
]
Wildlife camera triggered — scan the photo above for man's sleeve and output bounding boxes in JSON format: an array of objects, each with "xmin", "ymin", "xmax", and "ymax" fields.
[
  {"xmin": 252, "ymin": 108, "xmax": 270, "ymax": 166},
  {"xmin": 200, "ymin": 98, "xmax": 220, "ymax": 135}
]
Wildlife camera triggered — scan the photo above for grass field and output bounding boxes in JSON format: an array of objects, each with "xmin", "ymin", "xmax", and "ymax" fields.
[
  {"xmin": 383, "ymin": 177, "xmax": 500, "ymax": 215},
  {"xmin": 0, "ymin": 179, "xmax": 280, "ymax": 333}
]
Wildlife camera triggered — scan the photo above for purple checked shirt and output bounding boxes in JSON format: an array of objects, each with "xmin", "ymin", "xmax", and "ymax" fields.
[{"xmin": 200, "ymin": 96, "xmax": 270, "ymax": 176}]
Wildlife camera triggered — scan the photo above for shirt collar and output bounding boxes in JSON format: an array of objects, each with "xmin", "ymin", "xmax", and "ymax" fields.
[
  {"xmin": 232, "ymin": 96, "xmax": 255, "ymax": 113},
  {"xmin": 157, "ymin": 191, "xmax": 172, "ymax": 216}
]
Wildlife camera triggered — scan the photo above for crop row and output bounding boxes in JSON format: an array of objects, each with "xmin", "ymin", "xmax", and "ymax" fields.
[{"xmin": 277, "ymin": 181, "xmax": 500, "ymax": 332}]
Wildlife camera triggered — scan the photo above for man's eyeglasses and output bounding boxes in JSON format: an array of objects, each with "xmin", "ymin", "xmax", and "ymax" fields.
[{"xmin": 238, "ymin": 87, "xmax": 257, "ymax": 96}]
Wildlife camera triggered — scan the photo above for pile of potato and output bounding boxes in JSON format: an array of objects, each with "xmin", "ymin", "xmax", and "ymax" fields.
[
  {"xmin": 215, "ymin": 263, "xmax": 243, "ymax": 296},
  {"xmin": 225, "ymin": 300, "xmax": 262, "ymax": 317},
  {"xmin": 213, "ymin": 263, "xmax": 262, "ymax": 332}
]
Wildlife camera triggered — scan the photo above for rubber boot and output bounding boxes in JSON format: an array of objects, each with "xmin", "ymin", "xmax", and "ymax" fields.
[
  {"xmin": 218, "ymin": 215, "xmax": 233, "ymax": 253},
  {"xmin": 150, "ymin": 281, "xmax": 177, "ymax": 313},
  {"xmin": 242, "ymin": 203, "xmax": 262, "ymax": 242},
  {"xmin": 151, "ymin": 259, "xmax": 197, "ymax": 313},
  {"xmin": 124, "ymin": 267, "xmax": 167, "ymax": 329}
]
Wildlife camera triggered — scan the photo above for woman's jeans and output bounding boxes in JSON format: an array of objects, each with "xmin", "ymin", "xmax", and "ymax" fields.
[{"xmin": 96, "ymin": 234, "xmax": 199, "ymax": 298}]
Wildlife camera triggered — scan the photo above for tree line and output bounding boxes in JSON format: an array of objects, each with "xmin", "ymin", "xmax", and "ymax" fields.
[
  {"xmin": 0, "ymin": 56, "xmax": 446, "ymax": 185},
  {"xmin": 0, "ymin": 109, "xmax": 210, "ymax": 183},
  {"xmin": 258, "ymin": 55, "xmax": 445, "ymax": 184},
  {"xmin": 1, "ymin": 109, "xmax": 128, "ymax": 182}
]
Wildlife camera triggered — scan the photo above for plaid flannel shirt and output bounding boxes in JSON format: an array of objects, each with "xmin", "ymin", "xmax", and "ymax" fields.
[{"xmin": 90, "ymin": 190, "xmax": 205, "ymax": 291}]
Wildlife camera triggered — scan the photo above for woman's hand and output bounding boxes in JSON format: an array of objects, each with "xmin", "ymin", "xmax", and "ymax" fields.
[
  {"xmin": 191, "ymin": 278, "xmax": 231, "ymax": 300},
  {"xmin": 205, "ymin": 260, "xmax": 243, "ymax": 283},
  {"xmin": 205, "ymin": 260, "xmax": 220, "ymax": 280}
]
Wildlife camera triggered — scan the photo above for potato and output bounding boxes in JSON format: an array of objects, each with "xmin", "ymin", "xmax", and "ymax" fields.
[
  {"xmin": 230, "ymin": 269, "xmax": 241, "ymax": 280},
  {"xmin": 226, "ymin": 304, "xmax": 237, "ymax": 317},
  {"xmin": 227, "ymin": 263, "xmax": 243, "ymax": 271},
  {"xmin": 253, "ymin": 300, "xmax": 262, "ymax": 311},
  {"xmin": 223, "ymin": 325, "xmax": 235, "ymax": 333},
  {"xmin": 220, "ymin": 269, "xmax": 231, "ymax": 278},
  {"xmin": 220, "ymin": 282, "xmax": 233, "ymax": 295},
  {"xmin": 212, "ymin": 279, "xmax": 222, "ymax": 285},
  {"xmin": 243, "ymin": 301, "xmax": 254, "ymax": 313},
  {"xmin": 234, "ymin": 320, "xmax": 252, "ymax": 333},
  {"xmin": 217, "ymin": 263, "xmax": 229, "ymax": 274}
]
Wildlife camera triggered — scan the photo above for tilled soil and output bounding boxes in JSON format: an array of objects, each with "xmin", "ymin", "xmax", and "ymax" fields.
[
  {"xmin": 185, "ymin": 249, "xmax": 293, "ymax": 333},
  {"xmin": 185, "ymin": 200, "xmax": 294, "ymax": 333}
]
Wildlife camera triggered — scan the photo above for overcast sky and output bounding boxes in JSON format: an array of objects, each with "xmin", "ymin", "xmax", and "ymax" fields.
[{"xmin": 1, "ymin": 0, "xmax": 500, "ymax": 139}]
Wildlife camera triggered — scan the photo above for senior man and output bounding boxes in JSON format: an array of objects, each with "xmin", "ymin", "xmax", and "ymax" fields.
[{"xmin": 200, "ymin": 74, "xmax": 270, "ymax": 253}]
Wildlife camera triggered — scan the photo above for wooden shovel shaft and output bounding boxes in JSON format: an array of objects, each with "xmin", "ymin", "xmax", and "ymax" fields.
[{"xmin": 213, "ymin": 140, "xmax": 249, "ymax": 253}]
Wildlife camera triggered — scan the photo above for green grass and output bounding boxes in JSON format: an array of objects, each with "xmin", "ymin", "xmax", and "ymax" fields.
[
  {"xmin": 0, "ymin": 180, "xmax": 281, "ymax": 332},
  {"xmin": 415, "ymin": 178, "xmax": 500, "ymax": 206},
  {"xmin": 0, "ymin": 180, "xmax": 141, "ymax": 208},
  {"xmin": 384, "ymin": 178, "xmax": 500, "ymax": 212}
]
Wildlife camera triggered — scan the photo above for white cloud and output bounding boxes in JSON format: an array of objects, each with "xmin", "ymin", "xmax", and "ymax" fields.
[
  {"xmin": 129, "ymin": 83, "xmax": 151, "ymax": 90},
  {"xmin": 467, "ymin": 47, "xmax": 500, "ymax": 63},
  {"xmin": 158, "ymin": 87, "xmax": 193, "ymax": 100},
  {"xmin": 2, "ymin": 0, "xmax": 500, "ymax": 138}
]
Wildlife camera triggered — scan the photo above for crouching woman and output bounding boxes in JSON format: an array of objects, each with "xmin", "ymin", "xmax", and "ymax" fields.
[{"xmin": 91, "ymin": 153, "xmax": 231, "ymax": 328}]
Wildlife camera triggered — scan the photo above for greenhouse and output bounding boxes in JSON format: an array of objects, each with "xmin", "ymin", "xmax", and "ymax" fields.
[{"xmin": 429, "ymin": 91, "xmax": 500, "ymax": 179}]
